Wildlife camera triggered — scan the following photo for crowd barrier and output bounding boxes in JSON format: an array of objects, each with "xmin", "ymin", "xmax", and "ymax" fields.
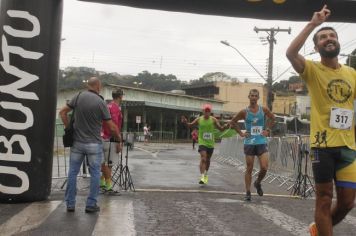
[
  {"xmin": 217, "ymin": 135, "xmax": 314, "ymax": 196},
  {"xmin": 52, "ymin": 124, "xmax": 174, "ymax": 186},
  {"xmin": 123, "ymin": 131, "xmax": 174, "ymax": 144},
  {"xmin": 52, "ymin": 122, "xmax": 314, "ymax": 196}
]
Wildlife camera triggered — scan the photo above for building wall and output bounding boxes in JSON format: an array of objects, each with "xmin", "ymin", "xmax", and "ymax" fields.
[
  {"xmin": 57, "ymin": 85, "xmax": 224, "ymax": 113},
  {"xmin": 104, "ymin": 86, "xmax": 224, "ymax": 113},
  {"xmin": 272, "ymin": 95, "xmax": 296, "ymax": 115},
  {"xmin": 56, "ymin": 85, "xmax": 224, "ymax": 138},
  {"xmin": 296, "ymin": 95, "xmax": 311, "ymax": 116},
  {"xmin": 214, "ymin": 81, "xmax": 265, "ymax": 113}
]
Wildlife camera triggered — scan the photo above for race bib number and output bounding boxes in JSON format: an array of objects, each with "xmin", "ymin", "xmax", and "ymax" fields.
[
  {"xmin": 203, "ymin": 132, "xmax": 213, "ymax": 140},
  {"xmin": 329, "ymin": 107, "xmax": 353, "ymax": 130},
  {"xmin": 251, "ymin": 126, "xmax": 263, "ymax": 135}
]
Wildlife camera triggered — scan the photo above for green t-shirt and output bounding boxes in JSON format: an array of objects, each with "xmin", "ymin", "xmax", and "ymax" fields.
[{"xmin": 198, "ymin": 116, "xmax": 215, "ymax": 148}]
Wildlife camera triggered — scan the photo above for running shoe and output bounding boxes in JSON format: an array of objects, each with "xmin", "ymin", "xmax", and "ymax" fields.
[
  {"xmin": 254, "ymin": 180, "xmax": 263, "ymax": 196},
  {"xmin": 203, "ymin": 175, "xmax": 209, "ymax": 184},
  {"xmin": 309, "ymin": 222, "xmax": 318, "ymax": 236},
  {"xmin": 99, "ymin": 185, "xmax": 107, "ymax": 194},
  {"xmin": 244, "ymin": 191, "xmax": 251, "ymax": 201},
  {"xmin": 199, "ymin": 176, "xmax": 205, "ymax": 184},
  {"xmin": 105, "ymin": 188, "xmax": 121, "ymax": 196}
]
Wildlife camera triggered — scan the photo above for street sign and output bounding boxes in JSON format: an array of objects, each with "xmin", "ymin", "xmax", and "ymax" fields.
[{"xmin": 136, "ymin": 116, "xmax": 141, "ymax": 124}]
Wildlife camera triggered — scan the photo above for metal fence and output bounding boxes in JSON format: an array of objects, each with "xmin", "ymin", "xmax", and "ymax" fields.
[
  {"xmin": 52, "ymin": 124, "xmax": 174, "ymax": 182},
  {"xmin": 216, "ymin": 135, "xmax": 314, "ymax": 197},
  {"xmin": 123, "ymin": 131, "xmax": 174, "ymax": 144}
]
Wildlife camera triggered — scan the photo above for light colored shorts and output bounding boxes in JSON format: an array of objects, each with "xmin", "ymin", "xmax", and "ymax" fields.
[{"xmin": 102, "ymin": 141, "xmax": 119, "ymax": 166}]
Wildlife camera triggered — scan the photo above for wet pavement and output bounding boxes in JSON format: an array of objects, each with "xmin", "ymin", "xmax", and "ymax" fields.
[{"xmin": 1, "ymin": 143, "xmax": 356, "ymax": 236}]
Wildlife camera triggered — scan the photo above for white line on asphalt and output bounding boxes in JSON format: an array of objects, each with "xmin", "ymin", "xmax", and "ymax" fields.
[
  {"xmin": 92, "ymin": 199, "xmax": 136, "ymax": 236},
  {"xmin": 176, "ymin": 201, "xmax": 236, "ymax": 236},
  {"xmin": 244, "ymin": 203, "xmax": 308, "ymax": 236},
  {"xmin": 135, "ymin": 188, "xmax": 301, "ymax": 199},
  {"xmin": 135, "ymin": 147, "xmax": 158, "ymax": 158},
  {"xmin": 344, "ymin": 214, "xmax": 356, "ymax": 227},
  {"xmin": 0, "ymin": 200, "xmax": 61, "ymax": 235}
]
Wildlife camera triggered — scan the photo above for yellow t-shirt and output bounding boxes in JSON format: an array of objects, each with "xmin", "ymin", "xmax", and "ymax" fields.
[{"xmin": 300, "ymin": 60, "xmax": 356, "ymax": 149}]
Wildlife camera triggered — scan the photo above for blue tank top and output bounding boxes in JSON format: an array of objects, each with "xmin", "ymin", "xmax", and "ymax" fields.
[{"xmin": 244, "ymin": 105, "xmax": 267, "ymax": 145}]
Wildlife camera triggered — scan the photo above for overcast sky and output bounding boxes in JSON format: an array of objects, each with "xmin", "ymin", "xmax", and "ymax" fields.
[{"xmin": 60, "ymin": 0, "xmax": 356, "ymax": 84}]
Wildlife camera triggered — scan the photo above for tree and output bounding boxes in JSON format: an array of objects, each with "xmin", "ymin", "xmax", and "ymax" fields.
[
  {"xmin": 58, "ymin": 67, "xmax": 98, "ymax": 91},
  {"xmin": 200, "ymin": 72, "xmax": 233, "ymax": 82},
  {"xmin": 58, "ymin": 67, "xmax": 182, "ymax": 92},
  {"xmin": 189, "ymin": 72, "xmax": 238, "ymax": 86},
  {"xmin": 272, "ymin": 75, "xmax": 308, "ymax": 95}
]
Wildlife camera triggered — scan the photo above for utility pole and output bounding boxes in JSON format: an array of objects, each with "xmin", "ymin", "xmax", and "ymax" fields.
[{"xmin": 254, "ymin": 27, "xmax": 291, "ymax": 111}]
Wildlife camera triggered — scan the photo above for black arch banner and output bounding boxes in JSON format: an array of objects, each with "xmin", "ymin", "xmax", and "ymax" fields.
[
  {"xmin": 80, "ymin": 0, "xmax": 356, "ymax": 23},
  {"xmin": 0, "ymin": 0, "xmax": 63, "ymax": 202},
  {"xmin": 0, "ymin": 0, "xmax": 353, "ymax": 204}
]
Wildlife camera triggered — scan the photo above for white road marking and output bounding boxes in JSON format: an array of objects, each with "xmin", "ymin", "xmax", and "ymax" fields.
[
  {"xmin": 176, "ymin": 201, "xmax": 236, "ymax": 236},
  {"xmin": 134, "ymin": 147, "xmax": 158, "ymax": 158},
  {"xmin": 244, "ymin": 203, "xmax": 308, "ymax": 236},
  {"xmin": 0, "ymin": 200, "xmax": 61, "ymax": 235},
  {"xmin": 136, "ymin": 188, "xmax": 301, "ymax": 198},
  {"xmin": 92, "ymin": 199, "xmax": 136, "ymax": 236},
  {"xmin": 214, "ymin": 198, "xmax": 309, "ymax": 235},
  {"xmin": 344, "ymin": 214, "xmax": 356, "ymax": 227}
]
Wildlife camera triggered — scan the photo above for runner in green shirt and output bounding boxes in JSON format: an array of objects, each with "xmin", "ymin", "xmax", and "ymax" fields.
[{"xmin": 182, "ymin": 104, "xmax": 227, "ymax": 184}]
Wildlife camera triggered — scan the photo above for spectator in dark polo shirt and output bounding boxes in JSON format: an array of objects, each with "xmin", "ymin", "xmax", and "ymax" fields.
[{"xmin": 59, "ymin": 77, "xmax": 120, "ymax": 213}]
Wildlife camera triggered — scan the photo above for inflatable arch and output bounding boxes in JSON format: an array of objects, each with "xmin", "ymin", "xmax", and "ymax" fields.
[
  {"xmin": 81, "ymin": 0, "xmax": 356, "ymax": 22},
  {"xmin": 0, "ymin": 0, "xmax": 355, "ymax": 202}
]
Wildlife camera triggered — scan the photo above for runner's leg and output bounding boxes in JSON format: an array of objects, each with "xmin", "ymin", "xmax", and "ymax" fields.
[
  {"xmin": 200, "ymin": 150, "xmax": 208, "ymax": 175},
  {"xmin": 331, "ymin": 187, "xmax": 356, "ymax": 225},
  {"xmin": 245, "ymin": 155, "xmax": 255, "ymax": 193},
  {"xmin": 315, "ymin": 182, "xmax": 333, "ymax": 236},
  {"xmin": 206, "ymin": 153, "xmax": 212, "ymax": 172},
  {"xmin": 256, "ymin": 152, "xmax": 269, "ymax": 183}
]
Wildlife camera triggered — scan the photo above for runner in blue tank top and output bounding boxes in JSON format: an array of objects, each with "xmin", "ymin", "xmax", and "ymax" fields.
[{"xmin": 229, "ymin": 89, "xmax": 275, "ymax": 201}]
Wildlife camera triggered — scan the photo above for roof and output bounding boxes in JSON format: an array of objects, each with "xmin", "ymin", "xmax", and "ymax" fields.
[
  {"xmin": 107, "ymin": 84, "xmax": 224, "ymax": 104},
  {"xmin": 121, "ymin": 100, "xmax": 223, "ymax": 113}
]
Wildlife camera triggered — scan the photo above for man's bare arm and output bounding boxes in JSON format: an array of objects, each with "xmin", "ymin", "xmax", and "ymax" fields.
[
  {"xmin": 213, "ymin": 117, "xmax": 226, "ymax": 132},
  {"xmin": 262, "ymin": 107, "xmax": 275, "ymax": 136},
  {"xmin": 286, "ymin": 5, "xmax": 330, "ymax": 73},
  {"xmin": 59, "ymin": 105, "xmax": 72, "ymax": 129},
  {"xmin": 229, "ymin": 110, "xmax": 246, "ymax": 136},
  {"xmin": 263, "ymin": 107, "xmax": 275, "ymax": 129},
  {"xmin": 103, "ymin": 120, "xmax": 121, "ymax": 142},
  {"xmin": 182, "ymin": 116, "xmax": 199, "ymax": 128}
]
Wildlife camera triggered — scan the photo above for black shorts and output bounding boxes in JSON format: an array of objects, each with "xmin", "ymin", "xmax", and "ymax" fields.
[
  {"xmin": 244, "ymin": 144, "xmax": 268, "ymax": 156},
  {"xmin": 198, "ymin": 145, "xmax": 214, "ymax": 155},
  {"xmin": 310, "ymin": 147, "xmax": 356, "ymax": 188}
]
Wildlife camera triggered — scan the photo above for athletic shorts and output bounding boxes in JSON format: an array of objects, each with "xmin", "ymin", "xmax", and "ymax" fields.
[
  {"xmin": 244, "ymin": 144, "xmax": 268, "ymax": 156},
  {"xmin": 310, "ymin": 146, "xmax": 356, "ymax": 188},
  {"xmin": 198, "ymin": 145, "xmax": 214, "ymax": 155},
  {"xmin": 102, "ymin": 141, "xmax": 119, "ymax": 166}
]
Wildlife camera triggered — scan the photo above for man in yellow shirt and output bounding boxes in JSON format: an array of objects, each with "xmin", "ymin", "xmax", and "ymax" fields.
[{"xmin": 286, "ymin": 5, "xmax": 356, "ymax": 236}]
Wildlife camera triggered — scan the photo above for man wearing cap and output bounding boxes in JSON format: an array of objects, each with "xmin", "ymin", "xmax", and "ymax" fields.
[
  {"xmin": 182, "ymin": 104, "xmax": 227, "ymax": 184},
  {"xmin": 230, "ymin": 89, "xmax": 275, "ymax": 201},
  {"xmin": 100, "ymin": 89, "xmax": 124, "ymax": 194}
]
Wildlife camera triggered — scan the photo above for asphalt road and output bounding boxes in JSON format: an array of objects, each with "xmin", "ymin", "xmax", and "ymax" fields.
[{"xmin": 1, "ymin": 143, "xmax": 355, "ymax": 236}]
